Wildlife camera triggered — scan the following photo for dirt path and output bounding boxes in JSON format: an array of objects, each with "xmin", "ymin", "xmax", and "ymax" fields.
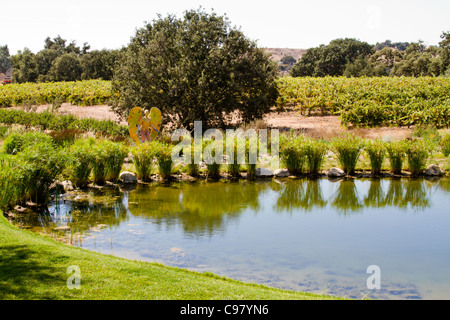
[{"xmin": 27, "ymin": 103, "xmax": 414, "ymax": 141}]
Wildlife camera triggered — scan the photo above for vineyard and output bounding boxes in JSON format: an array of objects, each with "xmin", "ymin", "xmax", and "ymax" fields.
[
  {"xmin": 1, "ymin": 77, "xmax": 450, "ymax": 128},
  {"xmin": 276, "ymin": 76, "xmax": 450, "ymax": 128},
  {"xmin": 0, "ymin": 80, "xmax": 113, "ymax": 107}
]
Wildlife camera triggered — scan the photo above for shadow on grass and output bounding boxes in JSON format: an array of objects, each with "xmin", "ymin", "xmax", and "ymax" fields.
[{"xmin": 0, "ymin": 244, "xmax": 69, "ymax": 299}]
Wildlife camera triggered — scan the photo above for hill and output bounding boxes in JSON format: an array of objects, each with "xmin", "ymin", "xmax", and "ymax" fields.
[{"xmin": 263, "ymin": 48, "xmax": 306, "ymax": 62}]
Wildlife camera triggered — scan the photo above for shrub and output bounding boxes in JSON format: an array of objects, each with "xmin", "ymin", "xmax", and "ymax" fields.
[
  {"xmin": 331, "ymin": 133, "xmax": 364, "ymax": 174},
  {"xmin": 365, "ymin": 139, "xmax": 386, "ymax": 175},
  {"xmin": 385, "ymin": 140, "xmax": 407, "ymax": 174},
  {"xmin": 131, "ymin": 142, "xmax": 157, "ymax": 181},
  {"xmin": 406, "ymin": 139, "xmax": 432, "ymax": 176},
  {"xmin": 304, "ymin": 139, "xmax": 328, "ymax": 175},
  {"xmin": 441, "ymin": 133, "xmax": 450, "ymax": 157}
]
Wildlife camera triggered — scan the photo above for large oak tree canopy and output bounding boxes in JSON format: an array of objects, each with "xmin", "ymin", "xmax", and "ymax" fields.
[{"xmin": 110, "ymin": 9, "xmax": 279, "ymax": 131}]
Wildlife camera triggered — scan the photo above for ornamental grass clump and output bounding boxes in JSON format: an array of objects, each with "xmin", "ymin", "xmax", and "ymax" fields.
[
  {"xmin": 330, "ymin": 133, "xmax": 364, "ymax": 174},
  {"xmin": 131, "ymin": 142, "xmax": 157, "ymax": 181},
  {"xmin": 441, "ymin": 134, "xmax": 450, "ymax": 157},
  {"xmin": 185, "ymin": 140, "xmax": 201, "ymax": 177},
  {"xmin": 225, "ymin": 137, "xmax": 246, "ymax": 178},
  {"xmin": 279, "ymin": 134, "xmax": 307, "ymax": 175},
  {"xmin": 67, "ymin": 138, "xmax": 95, "ymax": 188},
  {"xmin": 304, "ymin": 138, "xmax": 328, "ymax": 175},
  {"xmin": 385, "ymin": 140, "xmax": 407, "ymax": 174},
  {"xmin": 103, "ymin": 141, "xmax": 129, "ymax": 183},
  {"xmin": 17, "ymin": 141, "xmax": 66, "ymax": 204},
  {"xmin": 245, "ymin": 137, "xmax": 259, "ymax": 179},
  {"xmin": 203, "ymin": 138, "xmax": 222, "ymax": 179},
  {"xmin": 0, "ymin": 155, "xmax": 25, "ymax": 210},
  {"xmin": 3, "ymin": 131, "xmax": 53, "ymax": 155},
  {"xmin": 406, "ymin": 139, "xmax": 432, "ymax": 176},
  {"xmin": 365, "ymin": 139, "xmax": 386, "ymax": 175},
  {"xmin": 153, "ymin": 141, "xmax": 174, "ymax": 181}
]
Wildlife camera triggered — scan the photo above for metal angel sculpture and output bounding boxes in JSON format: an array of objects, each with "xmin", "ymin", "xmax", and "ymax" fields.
[{"xmin": 128, "ymin": 107, "xmax": 162, "ymax": 144}]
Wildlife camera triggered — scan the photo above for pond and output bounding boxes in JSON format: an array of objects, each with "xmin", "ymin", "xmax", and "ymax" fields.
[{"xmin": 11, "ymin": 177, "xmax": 450, "ymax": 300}]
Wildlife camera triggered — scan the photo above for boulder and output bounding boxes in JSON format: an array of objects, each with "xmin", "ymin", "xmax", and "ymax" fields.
[
  {"xmin": 119, "ymin": 171, "xmax": 137, "ymax": 184},
  {"xmin": 273, "ymin": 168, "xmax": 290, "ymax": 177},
  {"xmin": 327, "ymin": 167, "xmax": 346, "ymax": 177},
  {"xmin": 425, "ymin": 164, "xmax": 443, "ymax": 176},
  {"xmin": 255, "ymin": 167, "xmax": 274, "ymax": 177}
]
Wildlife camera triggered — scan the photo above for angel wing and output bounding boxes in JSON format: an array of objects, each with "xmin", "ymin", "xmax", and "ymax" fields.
[
  {"xmin": 149, "ymin": 107, "xmax": 162, "ymax": 142},
  {"xmin": 128, "ymin": 107, "xmax": 143, "ymax": 144}
]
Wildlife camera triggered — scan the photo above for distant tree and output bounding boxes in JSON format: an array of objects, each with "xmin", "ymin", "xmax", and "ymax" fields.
[
  {"xmin": 343, "ymin": 55, "xmax": 374, "ymax": 77},
  {"xmin": 10, "ymin": 48, "xmax": 38, "ymax": 83},
  {"xmin": 111, "ymin": 8, "xmax": 279, "ymax": 130},
  {"xmin": 280, "ymin": 55, "xmax": 296, "ymax": 66},
  {"xmin": 291, "ymin": 38, "xmax": 374, "ymax": 77},
  {"xmin": 80, "ymin": 49, "xmax": 121, "ymax": 80},
  {"xmin": 44, "ymin": 35, "xmax": 90, "ymax": 56},
  {"xmin": 375, "ymin": 40, "xmax": 410, "ymax": 51},
  {"xmin": 35, "ymin": 49, "xmax": 60, "ymax": 82},
  {"xmin": 439, "ymin": 31, "xmax": 450, "ymax": 73},
  {"xmin": 0, "ymin": 45, "xmax": 11, "ymax": 73},
  {"xmin": 369, "ymin": 47, "xmax": 403, "ymax": 76},
  {"xmin": 48, "ymin": 53, "xmax": 83, "ymax": 81}
]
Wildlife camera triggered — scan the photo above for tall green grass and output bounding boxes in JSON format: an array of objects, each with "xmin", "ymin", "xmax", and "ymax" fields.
[
  {"xmin": 385, "ymin": 140, "xmax": 407, "ymax": 174},
  {"xmin": 365, "ymin": 139, "xmax": 386, "ymax": 175},
  {"xmin": 17, "ymin": 141, "xmax": 66, "ymax": 204},
  {"xmin": 441, "ymin": 133, "xmax": 450, "ymax": 157},
  {"xmin": 3, "ymin": 131, "xmax": 53, "ymax": 154},
  {"xmin": 304, "ymin": 139, "xmax": 328, "ymax": 175},
  {"xmin": 67, "ymin": 138, "xmax": 95, "ymax": 188},
  {"xmin": 406, "ymin": 139, "xmax": 432, "ymax": 176},
  {"xmin": 331, "ymin": 133, "xmax": 364, "ymax": 174},
  {"xmin": 131, "ymin": 142, "xmax": 156, "ymax": 181},
  {"xmin": 153, "ymin": 141, "xmax": 174, "ymax": 181},
  {"xmin": 203, "ymin": 138, "xmax": 222, "ymax": 179},
  {"xmin": 279, "ymin": 134, "xmax": 307, "ymax": 175}
]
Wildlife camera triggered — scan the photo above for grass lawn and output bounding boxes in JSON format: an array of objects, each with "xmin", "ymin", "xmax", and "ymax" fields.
[{"xmin": 0, "ymin": 213, "xmax": 338, "ymax": 300}]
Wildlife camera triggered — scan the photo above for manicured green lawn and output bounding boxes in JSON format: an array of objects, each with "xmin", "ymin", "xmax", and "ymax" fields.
[{"xmin": 0, "ymin": 213, "xmax": 338, "ymax": 300}]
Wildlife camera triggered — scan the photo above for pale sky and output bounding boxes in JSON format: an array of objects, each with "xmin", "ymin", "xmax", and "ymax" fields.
[{"xmin": 2, "ymin": 0, "xmax": 449, "ymax": 54}]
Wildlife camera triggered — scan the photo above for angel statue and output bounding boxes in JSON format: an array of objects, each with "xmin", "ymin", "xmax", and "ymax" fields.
[{"xmin": 128, "ymin": 107, "xmax": 162, "ymax": 144}]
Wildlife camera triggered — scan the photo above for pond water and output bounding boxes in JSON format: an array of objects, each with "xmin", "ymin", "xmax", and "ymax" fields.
[{"xmin": 12, "ymin": 177, "xmax": 450, "ymax": 300}]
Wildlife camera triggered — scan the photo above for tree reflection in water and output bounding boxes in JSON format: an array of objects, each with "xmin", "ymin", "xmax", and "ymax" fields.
[{"xmin": 127, "ymin": 181, "xmax": 269, "ymax": 236}]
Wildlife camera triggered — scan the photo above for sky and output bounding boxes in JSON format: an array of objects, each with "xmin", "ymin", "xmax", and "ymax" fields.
[{"xmin": 2, "ymin": 0, "xmax": 450, "ymax": 54}]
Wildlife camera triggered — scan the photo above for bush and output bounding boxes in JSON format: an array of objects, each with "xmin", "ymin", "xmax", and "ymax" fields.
[
  {"xmin": 406, "ymin": 139, "xmax": 432, "ymax": 176},
  {"xmin": 385, "ymin": 140, "xmax": 407, "ymax": 174},
  {"xmin": 131, "ymin": 142, "xmax": 157, "ymax": 181},
  {"xmin": 331, "ymin": 133, "xmax": 364, "ymax": 174},
  {"xmin": 365, "ymin": 139, "xmax": 386, "ymax": 175}
]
